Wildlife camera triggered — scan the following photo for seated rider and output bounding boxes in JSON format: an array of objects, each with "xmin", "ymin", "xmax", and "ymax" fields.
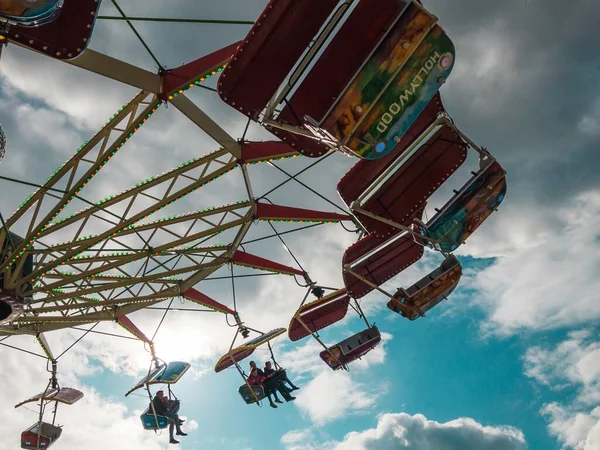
[
  {"xmin": 263, "ymin": 361, "xmax": 299, "ymax": 391},
  {"xmin": 152, "ymin": 390, "xmax": 187, "ymax": 445},
  {"xmin": 248, "ymin": 361, "xmax": 295, "ymax": 408}
]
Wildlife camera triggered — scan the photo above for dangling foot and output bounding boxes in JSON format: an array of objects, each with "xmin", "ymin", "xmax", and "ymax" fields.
[
  {"xmin": 270, "ymin": 402, "xmax": 278, "ymax": 408},
  {"xmin": 292, "ymin": 386, "xmax": 300, "ymax": 390},
  {"xmin": 176, "ymin": 431, "xmax": 187, "ymax": 436},
  {"xmin": 170, "ymin": 438, "xmax": 180, "ymax": 444},
  {"xmin": 275, "ymin": 399, "xmax": 283, "ymax": 404},
  {"xmin": 285, "ymin": 396, "xmax": 296, "ymax": 402},
  {"xmin": 179, "ymin": 419, "xmax": 185, "ymax": 424}
]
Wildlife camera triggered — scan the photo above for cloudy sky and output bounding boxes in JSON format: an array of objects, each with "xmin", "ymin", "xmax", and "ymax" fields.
[{"xmin": 1, "ymin": 0, "xmax": 599, "ymax": 449}]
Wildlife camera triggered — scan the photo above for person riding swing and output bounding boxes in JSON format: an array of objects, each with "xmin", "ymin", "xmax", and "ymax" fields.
[{"xmin": 151, "ymin": 390, "xmax": 187, "ymax": 445}]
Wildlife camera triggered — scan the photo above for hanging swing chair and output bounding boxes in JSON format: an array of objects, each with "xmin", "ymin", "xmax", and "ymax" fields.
[
  {"xmin": 117, "ymin": 315, "xmax": 190, "ymax": 431},
  {"xmin": 126, "ymin": 358, "xmax": 190, "ymax": 430},
  {"xmin": 215, "ymin": 324, "xmax": 287, "ymax": 406},
  {"xmin": 288, "ymin": 286, "xmax": 381, "ymax": 371},
  {"xmin": 16, "ymin": 358, "xmax": 83, "ymax": 450}
]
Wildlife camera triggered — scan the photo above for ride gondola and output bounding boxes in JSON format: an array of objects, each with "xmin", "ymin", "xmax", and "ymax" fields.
[
  {"xmin": 215, "ymin": 326, "xmax": 291, "ymax": 406},
  {"xmin": 15, "ymin": 335, "xmax": 83, "ymax": 450},
  {"xmin": 288, "ymin": 287, "xmax": 380, "ymax": 371},
  {"xmin": 218, "ymin": 0, "xmax": 455, "ymax": 160}
]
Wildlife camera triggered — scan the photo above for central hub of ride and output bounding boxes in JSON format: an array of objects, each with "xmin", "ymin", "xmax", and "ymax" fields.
[
  {"xmin": 0, "ymin": 290, "xmax": 23, "ymax": 324},
  {"xmin": 0, "ymin": 230, "xmax": 32, "ymax": 325}
]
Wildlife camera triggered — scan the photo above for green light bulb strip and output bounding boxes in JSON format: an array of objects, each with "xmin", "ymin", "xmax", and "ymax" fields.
[
  {"xmin": 49, "ymin": 150, "xmax": 232, "ymax": 244},
  {"xmin": 164, "ymin": 243, "xmax": 228, "ymax": 254},
  {"xmin": 45, "ymin": 102, "xmax": 162, "ymax": 231},
  {"xmin": 246, "ymin": 153, "xmax": 301, "ymax": 165},
  {"xmin": 95, "ymin": 272, "xmax": 132, "ymax": 280},
  {"xmin": 167, "ymin": 65, "xmax": 226, "ymax": 101},
  {"xmin": 36, "ymin": 337, "xmax": 52, "ymax": 359},
  {"xmin": 233, "ymin": 262, "xmax": 293, "ymax": 276},
  {"xmin": 259, "ymin": 218, "xmax": 337, "ymax": 225},
  {"xmin": 135, "ymin": 199, "xmax": 249, "ymax": 229},
  {"xmin": 65, "ymin": 250, "xmax": 135, "ymax": 263},
  {"xmin": 3, "ymin": 102, "xmax": 162, "ymax": 273}
]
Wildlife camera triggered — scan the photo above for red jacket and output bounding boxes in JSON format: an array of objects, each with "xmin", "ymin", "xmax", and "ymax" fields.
[{"xmin": 247, "ymin": 371, "xmax": 265, "ymax": 386}]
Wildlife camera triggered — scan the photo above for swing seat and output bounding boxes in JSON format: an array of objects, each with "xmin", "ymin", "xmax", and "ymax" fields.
[
  {"xmin": 21, "ymin": 422, "xmax": 62, "ymax": 449},
  {"xmin": 273, "ymin": 0, "xmax": 411, "ymax": 158},
  {"xmin": 140, "ymin": 407, "xmax": 169, "ymax": 431},
  {"xmin": 388, "ymin": 254, "xmax": 462, "ymax": 320},
  {"xmin": 347, "ymin": 125, "xmax": 468, "ymax": 239},
  {"xmin": 306, "ymin": 1, "xmax": 455, "ymax": 159},
  {"xmin": 412, "ymin": 159, "xmax": 507, "ymax": 253},
  {"xmin": 3, "ymin": 0, "xmax": 101, "ymax": 60},
  {"xmin": 238, "ymin": 384, "xmax": 267, "ymax": 405},
  {"xmin": 0, "ymin": 0, "xmax": 63, "ymax": 27},
  {"xmin": 218, "ymin": 0, "xmax": 340, "ymax": 118},
  {"xmin": 343, "ymin": 225, "xmax": 424, "ymax": 299},
  {"xmin": 320, "ymin": 326, "xmax": 381, "ymax": 370},
  {"xmin": 288, "ymin": 289, "xmax": 351, "ymax": 341}
]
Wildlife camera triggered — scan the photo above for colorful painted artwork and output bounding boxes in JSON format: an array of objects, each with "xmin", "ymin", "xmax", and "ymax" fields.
[
  {"xmin": 0, "ymin": 0, "xmax": 63, "ymax": 26},
  {"xmin": 387, "ymin": 256, "xmax": 462, "ymax": 320},
  {"xmin": 319, "ymin": 3, "xmax": 455, "ymax": 159},
  {"xmin": 414, "ymin": 160, "xmax": 507, "ymax": 253}
]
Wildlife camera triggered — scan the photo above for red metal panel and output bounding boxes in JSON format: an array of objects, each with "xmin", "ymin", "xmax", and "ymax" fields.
[
  {"xmin": 343, "ymin": 233, "xmax": 423, "ymax": 299},
  {"xmin": 232, "ymin": 250, "xmax": 303, "ymax": 276},
  {"xmin": 357, "ymin": 125, "xmax": 467, "ymax": 238},
  {"xmin": 36, "ymin": 333, "xmax": 54, "ymax": 360},
  {"xmin": 218, "ymin": 0, "xmax": 339, "ymax": 117},
  {"xmin": 256, "ymin": 202, "xmax": 350, "ymax": 223},
  {"xmin": 183, "ymin": 288, "xmax": 236, "ymax": 315},
  {"xmin": 345, "ymin": 207, "xmax": 424, "ymax": 259},
  {"xmin": 284, "ymin": 0, "xmax": 409, "ymax": 125},
  {"xmin": 21, "ymin": 431, "xmax": 51, "ymax": 449},
  {"xmin": 161, "ymin": 41, "xmax": 240, "ymax": 98},
  {"xmin": 288, "ymin": 290, "xmax": 351, "ymax": 341},
  {"xmin": 337, "ymin": 93, "xmax": 445, "ymax": 206},
  {"xmin": 117, "ymin": 316, "xmax": 152, "ymax": 343},
  {"xmin": 266, "ymin": 125, "xmax": 331, "ymax": 158},
  {"xmin": 241, "ymin": 141, "xmax": 298, "ymax": 163},
  {"xmin": 6, "ymin": 0, "xmax": 100, "ymax": 60}
]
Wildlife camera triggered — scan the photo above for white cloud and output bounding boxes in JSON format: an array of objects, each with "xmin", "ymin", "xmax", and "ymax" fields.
[
  {"xmin": 0, "ymin": 346, "xmax": 178, "ymax": 450},
  {"xmin": 469, "ymin": 189, "xmax": 600, "ymax": 335},
  {"xmin": 294, "ymin": 371, "xmax": 380, "ymax": 426},
  {"xmin": 578, "ymin": 99, "xmax": 600, "ymax": 137},
  {"xmin": 524, "ymin": 330, "xmax": 600, "ymax": 404},
  {"xmin": 281, "ymin": 429, "xmax": 327, "ymax": 450},
  {"xmin": 542, "ymin": 404, "xmax": 600, "ymax": 450},
  {"xmin": 524, "ymin": 330, "xmax": 600, "ymax": 450},
  {"xmin": 331, "ymin": 413, "xmax": 525, "ymax": 450},
  {"xmin": 279, "ymin": 334, "xmax": 392, "ymax": 425}
]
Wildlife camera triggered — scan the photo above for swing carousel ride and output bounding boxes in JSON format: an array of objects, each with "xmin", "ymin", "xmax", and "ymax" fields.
[{"xmin": 0, "ymin": 0, "xmax": 507, "ymax": 447}]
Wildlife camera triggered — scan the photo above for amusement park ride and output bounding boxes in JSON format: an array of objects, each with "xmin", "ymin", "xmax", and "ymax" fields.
[{"xmin": 0, "ymin": 0, "xmax": 507, "ymax": 447}]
